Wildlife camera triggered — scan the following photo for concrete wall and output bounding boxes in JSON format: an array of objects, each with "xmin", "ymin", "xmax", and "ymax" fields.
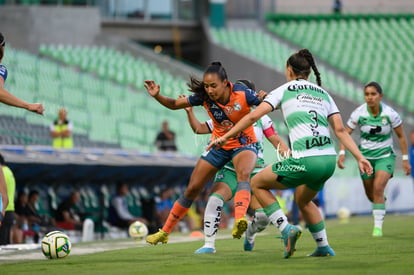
[
  {"xmin": 101, "ymin": 19, "xmax": 201, "ymax": 43},
  {"xmin": 0, "ymin": 6, "xmax": 100, "ymax": 53}
]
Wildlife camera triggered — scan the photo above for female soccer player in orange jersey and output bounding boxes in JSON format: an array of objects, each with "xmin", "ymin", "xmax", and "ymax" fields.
[{"xmin": 144, "ymin": 62, "xmax": 261, "ymax": 244}]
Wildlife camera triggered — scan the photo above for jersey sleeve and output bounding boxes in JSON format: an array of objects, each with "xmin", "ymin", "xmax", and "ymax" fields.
[
  {"xmin": 263, "ymin": 86, "xmax": 284, "ymax": 111},
  {"xmin": 327, "ymin": 94, "xmax": 340, "ymax": 116},
  {"xmin": 187, "ymin": 93, "xmax": 204, "ymax": 106},
  {"xmin": 206, "ymin": 119, "xmax": 214, "ymax": 132},
  {"xmin": 260, "ymin": 115, "xmax": 277, "ymax": 137},
  {"xmin": 0, "ymin": 65, "xmax": 8, "ymax": 82},
  {"xmin": 389, "ymin": 108, "xmax": 403, "ymax": 128},
  {"xmin": 347, "ymin": 107, "xmax": 360, "ymax": 130},
  {"xmin": 244, "ymin": 88, "xmax": 261, "ymax": 106}
]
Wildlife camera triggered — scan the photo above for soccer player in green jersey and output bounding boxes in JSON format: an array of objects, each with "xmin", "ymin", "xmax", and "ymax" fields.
[
  {"xmin": 208, "ymin": 49, "xmax": 373, "ymax": 258},
  {"xmin": 337, "ymin": 81, "xmax": 411, "ymax": 237},
  {"xmin": 181, "ymin": 80, "xmax": 290, "ymax": 253}
]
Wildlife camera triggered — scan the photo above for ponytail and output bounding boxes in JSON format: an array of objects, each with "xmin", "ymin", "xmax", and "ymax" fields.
[
  {"xmin": 299, "ymin": 49, "xmax": 322, "ymax": 86},
  {"xmin": 187, "ymin": 75, "xmax": 205, "ymax": 96},
  {"xmin": 287, "ymin": 48, "xmax": 322, "ymax": 86}
]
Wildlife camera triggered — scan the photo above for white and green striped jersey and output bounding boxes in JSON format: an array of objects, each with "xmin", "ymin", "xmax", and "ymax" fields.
[
  {"xmin": 347, "ymin": 102, "xmax": 402, "ymax": 159},
  {"xmin": 264, "ymin": 79, "xmax": 339, "ymax": 158},
  {"xmin": 207, "ymin": 114, "xmax": 275, "ymax": 172}
]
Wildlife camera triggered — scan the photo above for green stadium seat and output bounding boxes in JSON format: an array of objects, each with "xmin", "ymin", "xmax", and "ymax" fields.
[
  {"xmin": 61, "ymin": 87, "xmax": 86, "ymax": 108},
  {"xmin": 86, "ymin": 93, "xmax": 109, "ymax": 114},
  {"xmin": 118, "ymin": 121, "xmax": 146, "ymax": 145}
]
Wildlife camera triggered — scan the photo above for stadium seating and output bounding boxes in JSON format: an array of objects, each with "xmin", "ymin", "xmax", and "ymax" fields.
[
  {"xmin": 210, "ymin": 27, "xmax": 364, "ymax": 105},
  {"xmin": 38, "ymin": 45, "xmax": 209, "ymax": 155},
  {"xmin": 1, "ymin": 46, "xmax": 208, "ymax": 155},
  {"xmin": 266, "ymin": 15, "xmax": 414, "ymax": 114}
]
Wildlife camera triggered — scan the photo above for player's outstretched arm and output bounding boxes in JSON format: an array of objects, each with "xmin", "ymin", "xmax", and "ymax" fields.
[
  {"xmin": 144, "ymin": 80, "xmax": 189, "ymax": 110},
  {"xmin": 0, "ymin": 80, "xmax": 44, "ymax": 115}
]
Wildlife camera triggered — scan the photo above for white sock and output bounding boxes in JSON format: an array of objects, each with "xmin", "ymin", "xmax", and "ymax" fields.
[
  {"xmin": 311, "ymin": 229, "xmax": 329, "ymax": 248},
  {"xmin": 246, "ymin": 211, "xmax": 269, "ymax": 243},
  {"xmin": 268, "ymin": 209, "xmax": 289, "ymax": 233},
  {"xmin": 373, "ymin": 209, "xmax": 386, "ymax": 229},
  {"xmin": 203, "ymin": 195, "xmax": 224, "ymax": 248}
]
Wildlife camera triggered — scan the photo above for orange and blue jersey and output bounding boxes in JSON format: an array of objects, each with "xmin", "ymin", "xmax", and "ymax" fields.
[
  {"xmin": 0, "ymin": 65, "xmax": 8, "ymax": 82},
  {"xmin": 188, "ymin": 82, "xmax": 261, "ymax": 150}
]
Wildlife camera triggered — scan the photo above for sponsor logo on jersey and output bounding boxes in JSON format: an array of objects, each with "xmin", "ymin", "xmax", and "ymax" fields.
[
  {"xmin": 288, "ymin": 83, "xmax": 325, "ymax": 94},
  {"xmin": 224, "ymin": 106, "xmax": 234, "ymax": 115},
  {"xmin": 297, "ymin": 93, "xmax": 323, "ymax": 104},
  {"xmin": 220, "ymin": 120, "xmax": 234, "ymax": 128},
  {"xmin": 212, "ymin": 110, "xmax": 224, "ymax": 120},
  {"xmin": 233, "ymin": 102, "xmax": 241, "ymax": 111},
  {"xmin": 305, "ymin": 136, "xmax": 332, "ymax": 149}
]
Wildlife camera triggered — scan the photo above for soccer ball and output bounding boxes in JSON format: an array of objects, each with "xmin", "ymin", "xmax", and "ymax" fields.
[
  {"xmin": 128, "ymin": 221, "xmax": 149, "ymax": 241},
  {"xmin": 336, "ymin": 207, "xmax": 351, "ymax": 223},
  {"xmin": 41, "ymin": 231, "xmax": 72, "ymax": 259}
]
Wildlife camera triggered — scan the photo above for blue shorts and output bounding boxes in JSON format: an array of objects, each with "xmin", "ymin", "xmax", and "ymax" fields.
[{"xmin": 201, "ymin": 144, "xmax": 258, "ymax": 169}]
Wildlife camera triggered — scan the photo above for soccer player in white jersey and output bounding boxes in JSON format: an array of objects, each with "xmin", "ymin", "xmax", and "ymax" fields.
[
  {"xmin": 0, "ymin": 33, "xmax": 44, "ymax": 223},
  {"xmin": 337, "ymin": 82, "xmax": 411, "ymax": 237},
  {"xmin": 181, "ymin": 80, "xmax": 290, "ymax": 254},
  {"xmin": 208, "ymin": 49, "xmax": 373, "ymax": 258}
]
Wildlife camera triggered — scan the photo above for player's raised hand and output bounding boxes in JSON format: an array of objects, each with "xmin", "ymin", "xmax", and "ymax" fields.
[
  {"xmin": 144, "ymin": 80, "xmax": 160, "ymax": 97},
  {"xmin": 27, "ymin": 103, "xmax": 45, "ymax": 115}
]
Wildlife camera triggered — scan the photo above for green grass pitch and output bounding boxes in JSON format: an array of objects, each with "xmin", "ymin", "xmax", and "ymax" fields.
[{"xmin": 1, "ymin": 215, "xmax": 414, "ymax": 274}]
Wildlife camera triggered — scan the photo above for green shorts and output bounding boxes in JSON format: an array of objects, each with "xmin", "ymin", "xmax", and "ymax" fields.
[
  {"xmin": 271, "ymin": 155, "xmax": 337, "ymax": 191},
  {"xmin": 361, "ymin": 155, "xmax": 395, "ymax": 180},
  {"xmin": 213, "ymin": 168, "xmax": 260, "ymax": 198}
]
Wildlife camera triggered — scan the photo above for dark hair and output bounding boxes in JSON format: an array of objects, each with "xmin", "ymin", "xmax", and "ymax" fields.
[
  {"xmin": 364, "ymin": 81, "xmax": 383, "ymax": 94},
  {"xmin": 287, "ymin": 49, "xmax": 321, "ymax": 86},
  {"xmin": 0, "ymin": 153, "xmax": 4, "ymax": 165},
  {"xmin": 235, "ymin": 79, "xmax": 256, "ymax": 91},
  {"xmin": 116, "ymin": 182, "xmax": 127, "ymax": 193},
  {"xmin": 17, "ymin": 190, "xmax": 27, "ymax": 200},
  {"xmin": 0, "ymin": 32, "xmax": 5, "ymax": 61},
  {"xmin": 187, "ymin": 61, "xmax": 228, "ymax": 96},
  {"xmin": 28, "ymin": 190, "xmax": 39, "ymax": 199}
]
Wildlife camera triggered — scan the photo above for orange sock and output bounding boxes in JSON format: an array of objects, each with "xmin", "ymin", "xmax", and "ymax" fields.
[
  {"xmin": 162, "ymin": 201, "xmax": 190, "ymax": 233},
  {"xmin": 234, "ymin": 190, "xmax": 251, "ymax": 220}
]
